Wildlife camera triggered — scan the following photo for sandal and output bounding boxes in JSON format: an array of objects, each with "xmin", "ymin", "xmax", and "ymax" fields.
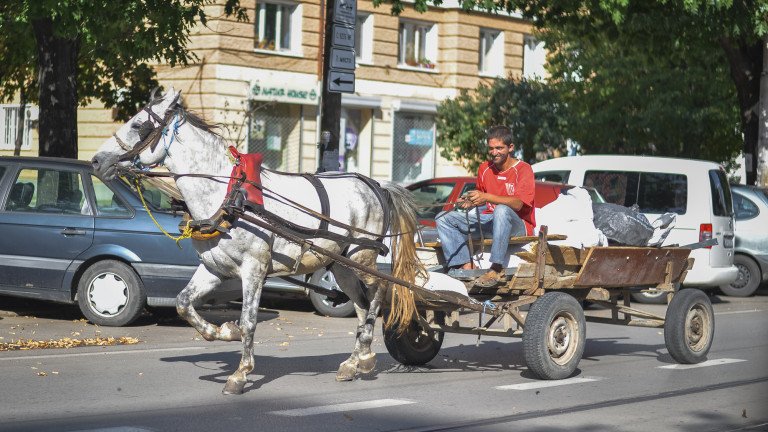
[{"xmin": 474, "ymin": 269, "xmax": 504, "ymax": 288}]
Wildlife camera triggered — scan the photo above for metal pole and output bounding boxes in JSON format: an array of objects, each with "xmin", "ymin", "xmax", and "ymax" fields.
[{"xmin": 317, "ymin": 0, "xmax": 341, "ymax": 173}]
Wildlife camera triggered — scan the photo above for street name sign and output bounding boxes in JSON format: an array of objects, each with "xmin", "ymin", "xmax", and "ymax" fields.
[
  {"xmin": 328, "ymin": 70, "xmax": 355, "ymax": 93},
  {"xmin": 332, "ymin": 24, "xmax": 355, "ymax": 48},
  {"xmin": 333, "ymin": 0, "xmax": 357, "ymax": 26},
  {"xmin": 330, "ymin": 47, "xmax": 356, "ymax": 71}
]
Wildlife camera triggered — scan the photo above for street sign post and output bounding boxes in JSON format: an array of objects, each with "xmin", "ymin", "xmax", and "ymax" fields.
[
  {"xmin": 330, "ymin": 47, "xmax": 356, "ymax": 71},
  {"xmin": 331, "ymin": 24, "xmax": 355, "ymax": 48},
  {"xmin": 333, "ymin": 0, "xmax": 356, "ymax": 26}
]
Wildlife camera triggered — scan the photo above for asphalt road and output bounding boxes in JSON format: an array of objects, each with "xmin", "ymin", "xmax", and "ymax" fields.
[{"xmin": 0, "ymin": 291, "xmax": 766, "ymax": 432}]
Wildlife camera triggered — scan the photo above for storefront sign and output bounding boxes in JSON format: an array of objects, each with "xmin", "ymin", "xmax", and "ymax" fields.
[
  {"xmin": 405, "ymin": 128, "xmax": 434, "ymax": 147},
  {"xmin": 250, "ymin": 82, "xmax": 318, "ymax": 104}
]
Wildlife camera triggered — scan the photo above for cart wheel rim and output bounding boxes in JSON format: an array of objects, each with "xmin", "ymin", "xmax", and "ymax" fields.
[
  {"xmin": 685, "ymin": 305, "xmax": 711, "ymax": 352},
  {"xmin": 547, "ymin": 314, "xmax": 578, "ymax": 364},
  {"xmin": 87, "ymin": 272, "xmax": 129, "ymax": 317}
]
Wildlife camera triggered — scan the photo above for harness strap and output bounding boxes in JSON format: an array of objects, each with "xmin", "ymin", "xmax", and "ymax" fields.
[{"xmin": 300, "ymin": 173, "xmax": 330, "ymax": 231}]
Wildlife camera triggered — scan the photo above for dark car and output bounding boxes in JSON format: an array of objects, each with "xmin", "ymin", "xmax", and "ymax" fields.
[
  {"xmin": 0, "ymin": 157, "xmax": 353, "ymax": 325},
  {"xmin": 406, "ymin": 176, "xmax": 605, "ymax": 227},
  {"xmin": 721, "ymin": 184, "xmax": 768, "ymax": 296}
]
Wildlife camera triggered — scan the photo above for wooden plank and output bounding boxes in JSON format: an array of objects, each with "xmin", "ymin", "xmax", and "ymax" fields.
[
  {"xmin": 516, "ymin": 245, "xmax": 588, "ymax": 266},
  {"xmin": 420, "ymin": 234, "xmax": 567, "ymax": 249},
  {"xmin": 574, "ymin": 247, "xmax": 691, "ymax": 287}
]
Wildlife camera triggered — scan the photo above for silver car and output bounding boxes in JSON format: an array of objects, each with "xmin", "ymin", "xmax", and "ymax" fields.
[{"xmin": 721, "ymin": 184, "xmax": 768, "ymax": 296}]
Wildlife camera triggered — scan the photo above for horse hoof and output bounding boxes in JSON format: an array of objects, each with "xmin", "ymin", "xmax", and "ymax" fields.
[
  {"xmin": 222, "ymin": 379, "xmax": 246, "ymax": 395},
  {"xmin": 219, "ymin": 321, "xmax": 242, "ymax": 341},
  {"xmin": 336, "ymin": 362, "xmax": 357, "ymax": 381},
  {"xmin": 357, "ymin": 353, "xmax": 376, "ymax": 374}
]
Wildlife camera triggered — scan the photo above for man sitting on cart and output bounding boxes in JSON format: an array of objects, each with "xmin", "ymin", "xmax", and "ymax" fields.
[{"xmin": 436, "ymin": 125, "xmax": 536, "ymax": 287}]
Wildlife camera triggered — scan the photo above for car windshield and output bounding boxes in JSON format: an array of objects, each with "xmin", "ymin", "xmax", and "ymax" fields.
[
  {"xmin": 408, "ymin": 182, "xmax": 456, "ymax": 220},
  {"xmin": 120, "ymin": 176, "xmax": 181, "ymax": 212}
]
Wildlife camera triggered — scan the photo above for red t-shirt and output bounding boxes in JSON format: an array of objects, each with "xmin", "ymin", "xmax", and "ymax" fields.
[{"xmin": 477, "ymin": 160, "xmax": 536, "ymax": 235}]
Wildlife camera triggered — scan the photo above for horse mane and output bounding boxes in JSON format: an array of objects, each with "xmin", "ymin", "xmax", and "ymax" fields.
[{"xmin": 147, "ymin": 94, "xmax": 224, "ymax": 138}]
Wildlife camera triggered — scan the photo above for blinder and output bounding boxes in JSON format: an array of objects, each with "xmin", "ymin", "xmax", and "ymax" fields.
[{"xmin": 116, "ymin": 93, "xmax": 181, "ymax": 162}]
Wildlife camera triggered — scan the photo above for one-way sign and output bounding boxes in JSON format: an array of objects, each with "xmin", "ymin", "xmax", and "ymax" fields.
[{"xmin": 328, "ymin": 70, "xmax": 355, "ymax": 93}]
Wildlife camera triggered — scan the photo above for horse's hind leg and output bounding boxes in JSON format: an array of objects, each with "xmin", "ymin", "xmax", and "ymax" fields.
[
  {"xmin": 176, "ymin": 264, "xmax": 241, "ymax": 342},
  {"xmin": 223, "ymin": 261, "xmax": 267, "ymax": 395},
  {"xmin": 333, "ymin": 256, "xmax": 387, "ymax": 381}
]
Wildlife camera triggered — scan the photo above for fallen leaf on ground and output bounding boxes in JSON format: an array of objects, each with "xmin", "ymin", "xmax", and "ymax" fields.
[{"xmin": 0, "ymin": 336, "xmax": 140, "ymax": 351}]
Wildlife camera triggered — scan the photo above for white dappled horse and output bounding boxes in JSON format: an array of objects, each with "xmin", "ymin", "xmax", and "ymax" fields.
[{"xmin": 92, "ymin": 88, "xmax": 423, "ymax": 395}]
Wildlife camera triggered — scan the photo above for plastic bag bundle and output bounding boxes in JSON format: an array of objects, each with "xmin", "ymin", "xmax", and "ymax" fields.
[
  {"xmin": 648, "ymin": 213, "xmax": 677, "ymax": 247},
  {"xmin": 592, "ymin": 203, "xmax": 654, "ymax": 246}
]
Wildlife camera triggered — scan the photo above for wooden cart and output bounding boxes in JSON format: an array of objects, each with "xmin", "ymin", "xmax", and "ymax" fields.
[{"xmin": 382, "ymin": 228, "xmax": 716, "ymax": 380}]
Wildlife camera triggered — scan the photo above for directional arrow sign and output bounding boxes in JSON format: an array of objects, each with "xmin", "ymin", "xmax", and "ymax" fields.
[
  {"xmin": 334, "ymin": 0, "xmax": 357, "ymax": 26},
  {"xmin": 330, "ymin": 47, "xmax": 356, "ymax": 71},
  {"xmin": 328, "ymin": 70, "xmax": 355, "ymax": 93}
]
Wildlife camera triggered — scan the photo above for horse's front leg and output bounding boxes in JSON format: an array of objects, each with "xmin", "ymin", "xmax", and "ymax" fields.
[
  {"xmin": 176, "ymin": 264, "xmax": 241, "ymax": 342},
  {"xmin": 223, "ymin": 261, "xmax": 268, "ymax": 395}
]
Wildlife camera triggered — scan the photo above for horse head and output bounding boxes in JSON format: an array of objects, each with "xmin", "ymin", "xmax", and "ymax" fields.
[{"xmin": 92, "ymin": 87, "xmax": 182, "ymax": 180}]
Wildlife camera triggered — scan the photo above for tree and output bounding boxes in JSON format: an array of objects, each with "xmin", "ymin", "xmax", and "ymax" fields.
[
  {"xmin": 540, "ymin": 5, "xmax": 742, "ymax": 163},
  {"xmin": 436, "ymin": 77, "xmax": 568, "ymax": 173},
  {"xmin": 0, "ymin": 0, "xmax": 246, "ymax": 159},
  {"xmin": 382, "ymin": 0, "xmax": 767, "ymax": 184}
]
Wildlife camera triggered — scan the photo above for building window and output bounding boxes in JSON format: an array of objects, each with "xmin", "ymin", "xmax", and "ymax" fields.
[
  {"xmin": 248, "ymin": 102, "xmax": 303, "ymax": 172},
  {"xmin": 479, "ymin": 28, "xmax": 504, "ymax": 76},
  {"xmin": 355, "ymin": 14, "xmax": 373, "ymax": 64},
  {"xmin": 398, "ymin": 20, "xmax": 437, "ymax": 69},
  {"xmin": 523, "ymin": 35, "xmax": 547, "ymax": 79},
  {"xmin": 0, "ymin": 105, "xmax": 33, "ymax": 151},
  {"xmin": 392, "ymin": 112, "xmax": 435, "ymax": 183},
  {"xmin": 255, "ymin": 2, "xmax": 301, "ymax": 53}
]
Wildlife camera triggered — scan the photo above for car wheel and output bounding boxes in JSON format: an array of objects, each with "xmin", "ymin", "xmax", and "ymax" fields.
[
  {"xmin": 720, "ymin": 255, "xmax": 761, "ymax": 297},
  {"xmin": 630, "ymin": 290, "xmax": 669, "ymax": 304},
  {"xmin": 308, "ymin": 268, "xmax": 356, "ymax": 318},
  {"xmin": 77, "ymin": 260, "xmax": 146, "ymax": 326}
]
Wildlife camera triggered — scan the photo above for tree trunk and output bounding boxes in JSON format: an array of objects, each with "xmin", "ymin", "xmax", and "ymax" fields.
[
  {"xmin": 13, "ymin": 86, "xmax": 27, "ymax": 156},
  {"xmin": 720, "ymin": 37, "xmax": 762, "ymax": 185},
  {"xmin": 32, "ymin": 17, "xmax": 79, "ymax": 159},
  {"xmin": 757, "ymin": 33, "xmax": 768, "ymax": 187}
]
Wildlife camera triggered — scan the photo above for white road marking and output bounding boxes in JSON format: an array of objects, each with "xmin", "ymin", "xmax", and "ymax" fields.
[
  {"xmin": 657, "ymin": 358, "xmax": 746, "ymax": 369},
  {"xmin": 495, "ymin": 376, "xmax": 602, "ymax": 390},
  {"xmin": 0, "ymin": 346, "xmax": 207, "ymax": 361},
  {"xmin": 269, "ymin": 399, "xmax": 416, "ymax": 417},
  {"xmin": 715, "ymin": 309, "xmax": 764, "ymax": 316}
]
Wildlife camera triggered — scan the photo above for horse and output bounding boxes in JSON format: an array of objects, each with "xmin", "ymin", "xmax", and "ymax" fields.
[{"xmin": 91, "ymin": 88, "xmax": 424, "ymax": 395}]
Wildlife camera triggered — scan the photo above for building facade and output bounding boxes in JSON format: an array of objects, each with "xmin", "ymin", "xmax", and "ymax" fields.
[{"xmin": 3, "ymin": 0, "xmax": 545, "ymax": 183}]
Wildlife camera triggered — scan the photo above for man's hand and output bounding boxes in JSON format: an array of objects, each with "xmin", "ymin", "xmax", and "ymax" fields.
[{"xmin": 463, "ymin": 190, "xmax": 487, "ymax": 207}]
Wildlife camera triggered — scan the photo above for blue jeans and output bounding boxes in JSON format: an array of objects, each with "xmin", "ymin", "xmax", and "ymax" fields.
[{"xmin": 436, "ymin": 204, "xmax": 526, "ymax": 268}]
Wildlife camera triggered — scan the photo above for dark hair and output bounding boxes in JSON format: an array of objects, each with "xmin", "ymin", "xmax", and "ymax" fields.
[{"xmin": 486, "ymin": 125, "xmax": 514, "ymax": 147}]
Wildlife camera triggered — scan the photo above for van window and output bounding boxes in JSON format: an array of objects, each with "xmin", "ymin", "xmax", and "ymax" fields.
[
  {"xmin": 708, "ymin": 170, "xmax": 733, "ymax": 217},
  {"xmin": 732, "ymin": 192, "xmax": 759, "ymax": 221},
  {"xmin": 534, "ymin": 170, "xmax": 570, "ymax": 183},
  {"xmin": 584, "ymin": 170, "xmax": 687, "ymax": 214}
]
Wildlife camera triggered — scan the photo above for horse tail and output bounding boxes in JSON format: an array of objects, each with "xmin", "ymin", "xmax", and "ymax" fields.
[{"xmin": 380, "ymin": 181, "xmax": 426, "ymax": 332}]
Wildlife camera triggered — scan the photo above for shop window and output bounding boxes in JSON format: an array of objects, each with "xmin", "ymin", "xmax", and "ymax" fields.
[
  {"xmin": 0, "ymin": 105, "xmax": 33, "ymax": 150},
  {"xmin": 248, "ymin": 102, "xmax": 302, "ymax": 172},
  {"xmin": 340, "ymin": 108, "xmax": 363, "ymax": 172},
  {"xmin": 398, "ymin": 20, "xmax": 437, "ymax": 70},
  {"xmin": 355, "ymin": 14, "xmax": 373, "ymax": 64},
  {"xmin": 392, "ymin": 112, "xmax": 435, "ymax": 184},
  {"xmin": 254, "ymin": 2, "xmax": 301, "ymax": 53},
  {"xmin": 479, "ymin": 28, "xmax": 504, "ymax": 76}
]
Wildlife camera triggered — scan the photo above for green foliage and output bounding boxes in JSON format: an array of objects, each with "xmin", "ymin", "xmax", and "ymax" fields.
[
  {"xmin": 0, "ymin": 0, "xmax": 246, "ymax": 120},
  {"xmin": 436, "ymin": 78, "xmax": 568, "ymax": 173}
]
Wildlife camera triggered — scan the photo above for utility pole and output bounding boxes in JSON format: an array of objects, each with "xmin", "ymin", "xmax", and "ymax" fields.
[{"xmin": 317, "ymin": 0, "xmax": 356, "ymax": 173}]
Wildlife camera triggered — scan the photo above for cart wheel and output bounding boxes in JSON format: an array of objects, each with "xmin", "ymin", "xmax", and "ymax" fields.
[
  {"xmin": 664, "ymin": 289, "xmax": 714, "ymax": 364},
  {"xmin": 523, "ymin": 292, "xmax": 586, "ymax": 380},
  {"xmin": 383, "ymin": 310, "xmax": 445, "ymax": 366}
]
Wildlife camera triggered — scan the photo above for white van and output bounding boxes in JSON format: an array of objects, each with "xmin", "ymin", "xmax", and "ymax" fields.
[{"xmin": 532, "ymin": 155, "xmax": 737, "ymax": 302}]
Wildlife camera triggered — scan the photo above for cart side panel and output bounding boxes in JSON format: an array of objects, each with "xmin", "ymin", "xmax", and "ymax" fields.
[{"xmin": 573, "ymin": 247, "xmax": 691, "ymax": 287}]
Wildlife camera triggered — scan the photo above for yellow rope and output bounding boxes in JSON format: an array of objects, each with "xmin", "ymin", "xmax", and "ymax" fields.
[{"xmin": 134, "ymin": 178, "xmax": 192, "ymax": 248}]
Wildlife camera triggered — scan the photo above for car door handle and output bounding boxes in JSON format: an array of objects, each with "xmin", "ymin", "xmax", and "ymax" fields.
[{"xmin": 61, "ymin": 228, "xmax": 86, "ymax": 236}]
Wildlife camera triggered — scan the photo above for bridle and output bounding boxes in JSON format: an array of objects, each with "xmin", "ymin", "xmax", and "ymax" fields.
[{"xmin": 115, "ymin": 93, "xmax": 182, "ymax": 163}]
